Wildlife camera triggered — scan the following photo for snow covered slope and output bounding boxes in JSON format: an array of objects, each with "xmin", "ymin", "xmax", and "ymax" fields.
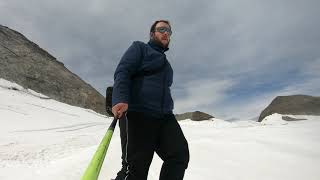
[{"xmin": 1, "ymin": 78, "xmax": 319, "ymax": 180}]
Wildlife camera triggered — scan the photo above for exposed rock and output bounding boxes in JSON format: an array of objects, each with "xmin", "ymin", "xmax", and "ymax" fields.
[
  {"xmin": 0, "ymin": 25, "xmax": 106, "ymax": 114},
  {"xmin": 226, "ymin": 117, "xmax": 239, "ymax": 122},
  {"xmin": 175, "ymin": 111, "xmax": 214, "ymax": 121},
  {"xmin": 282, "ymin": 116, "xmax": 307, "ymax": 121},
  {"xmin": 258, "ymin": 95, "xmax": 320, "ymax": 122}
]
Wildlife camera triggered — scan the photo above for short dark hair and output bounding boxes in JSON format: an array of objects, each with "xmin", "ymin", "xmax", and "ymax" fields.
[{"xmin": 150, "ymin": 20, "xmax": 171, "ymax": 33}]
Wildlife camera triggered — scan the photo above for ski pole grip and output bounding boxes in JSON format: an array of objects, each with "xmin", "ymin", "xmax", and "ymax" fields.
[{"xmin": 108, "ymin": 117, "xmax": 118, "ymax": 130}]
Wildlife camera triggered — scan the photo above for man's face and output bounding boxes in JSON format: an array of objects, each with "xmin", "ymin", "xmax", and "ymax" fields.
[{"xmin": 151, "ymin": 22, "xmax": 171, "ymax": 48}]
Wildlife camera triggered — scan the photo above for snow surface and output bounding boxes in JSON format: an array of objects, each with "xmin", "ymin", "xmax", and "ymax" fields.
[{"xmin": 1, "ymin": 78, "xmax": 320, "ymax": 180}]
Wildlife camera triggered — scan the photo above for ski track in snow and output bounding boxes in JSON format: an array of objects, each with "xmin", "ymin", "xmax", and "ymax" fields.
[
  {"xmin": 25, "ymin": 103, "xmax": 79, "ymax": 117},
  {"xmin": 11, "ymin": 122, "xmax": 107, "ymax": 133},
  {"xmin": 1, "ymin": 78, "xmax": 320, "ymax": 180}
]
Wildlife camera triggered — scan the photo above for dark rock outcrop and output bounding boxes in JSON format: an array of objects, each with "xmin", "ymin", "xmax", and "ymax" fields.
[
  {"xmin": 258, "ymin": 95, "xmax": 320, "ymax": 122},
  {"xmin": 175, "ymin": 111, "xmax": 214, "ymax": 121},
  {"xmin": 282, "ymin": 116, "xmax": 307, "ymax": 121},
  {"xmin": 0, "ymin": 25, "xmax": 106, "ymax": 114}
]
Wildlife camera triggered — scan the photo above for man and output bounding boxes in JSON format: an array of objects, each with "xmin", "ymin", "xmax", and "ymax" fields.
[{"xmin": 112, "ymin": 20, "xmax": 189, "ymax": 180}]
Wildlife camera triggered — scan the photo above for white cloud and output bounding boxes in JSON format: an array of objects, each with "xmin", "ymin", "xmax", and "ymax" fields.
[
  {"xmin": 173, "ymin": 79, "xmax": 234, "ymax": 114},
  {"xmin": 1, "ymin": 0, "xmax": 319, "ymax": 119},
  {"xmin": 215, "ymin": 60, "xmax": 320, "ymax": 120},
  {"xmin": 277, "ymin": 58, "xmax": 320, "ymax": 96}
]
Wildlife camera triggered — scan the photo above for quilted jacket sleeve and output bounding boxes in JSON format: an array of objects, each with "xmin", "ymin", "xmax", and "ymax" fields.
[{"xmin": 112, "ymin": 41, "xmax": 143, "ymax": 106}]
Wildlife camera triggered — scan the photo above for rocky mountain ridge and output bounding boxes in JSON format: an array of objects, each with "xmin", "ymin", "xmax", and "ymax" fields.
[
  {"xmin": 175, "ymin": 111, "xmax": 214, "ymax": 121},
  {"xmin": 0, "ymin": 25, "xmax": 106, "ymax": 114},
  {"xmin": 258, "ymin": 95, "xmax": 320, "ymax": 122}
]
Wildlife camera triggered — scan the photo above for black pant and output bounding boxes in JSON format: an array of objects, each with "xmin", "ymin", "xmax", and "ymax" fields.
[{"xmin": 115, "ymin": 111, "xmax": 189, "ymax": 180}]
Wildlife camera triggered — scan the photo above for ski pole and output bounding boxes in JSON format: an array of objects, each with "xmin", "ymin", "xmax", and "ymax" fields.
[{"xmin": 81, "ymin": 117, "xmax": 118, "ymax": 180}]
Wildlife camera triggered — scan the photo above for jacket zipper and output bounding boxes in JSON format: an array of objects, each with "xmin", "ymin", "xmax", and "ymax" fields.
[
  {"xmin": 160, "ymin": 54, "xmax": 167, "ymax": 114},
  {"xmin": 161, "ymin": 71, "xmax": 166, "ymax": 114}
]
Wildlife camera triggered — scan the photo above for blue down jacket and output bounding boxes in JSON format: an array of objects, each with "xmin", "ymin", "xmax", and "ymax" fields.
[{"xmin": 112, "ymin": 40, "xmax": 174, "ymax": 116}]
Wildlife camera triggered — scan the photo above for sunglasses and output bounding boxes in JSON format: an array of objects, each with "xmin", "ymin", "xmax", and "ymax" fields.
[{"xmin": 155, "ymin": 27, "xmax": 172, "ymax": 35}]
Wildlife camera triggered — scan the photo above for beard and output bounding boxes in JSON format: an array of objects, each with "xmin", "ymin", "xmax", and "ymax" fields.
[{"xmin": 152, "ymin": 35, "xmax": 170, "ymax": 48}]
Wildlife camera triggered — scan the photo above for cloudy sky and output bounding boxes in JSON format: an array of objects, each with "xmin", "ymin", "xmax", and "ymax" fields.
[{"xmin": 1, "ymin": 0, "xmax": 319, "ymax": 119}]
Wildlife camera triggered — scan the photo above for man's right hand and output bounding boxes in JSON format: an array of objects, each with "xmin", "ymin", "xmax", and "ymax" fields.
[{"xmin": 112, "ymin": 103, "xmax": 128, "ymax": 119}]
